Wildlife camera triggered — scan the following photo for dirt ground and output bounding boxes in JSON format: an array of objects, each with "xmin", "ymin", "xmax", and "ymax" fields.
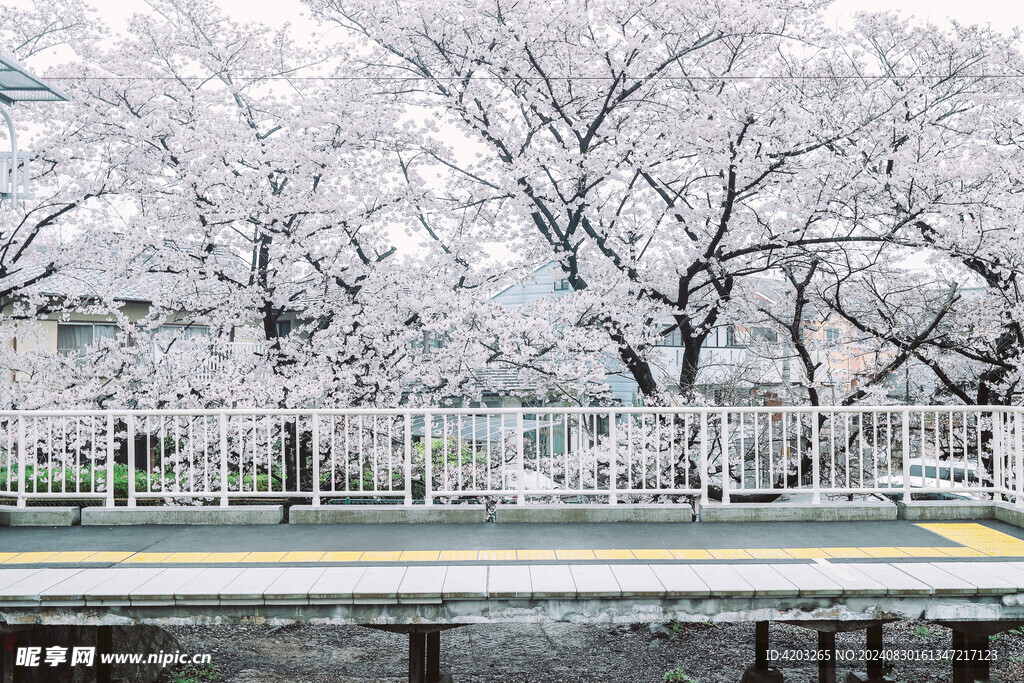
[{"xmin": 161, "ymin": 620, "xmax": 1024, "ymax": 682}]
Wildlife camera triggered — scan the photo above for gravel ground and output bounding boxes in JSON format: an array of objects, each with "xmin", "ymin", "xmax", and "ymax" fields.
[{"xmin": 162, "ymin": 621, "xmax": 1024, "ymax": 682}]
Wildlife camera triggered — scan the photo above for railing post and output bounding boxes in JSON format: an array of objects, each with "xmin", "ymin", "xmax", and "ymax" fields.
[
  {"xmin": 424, "ymin": 412, "xmax": 433, "ymax": 506},
  {"xmin": 995, "ymin": 410, "xmax": 1004, "ymax": 502},
  {"xmin": 312, "ymin": 414, "xmax": 321, "ymax": 507},
  {"xmin": 16, "ymin": 416, "xmax": 26, "ymax": 508},
  {"xmin": 516, "ymin": 412, "xmax": 525, "ymax": 505},
  {"xmin": 107, "ymin": 414, "xmax": 116, "ymax": 509},
  {"xmin": 720, "ymin": 410, "xmax": 730, "ymax": 505},
  {"xmin": 1016, "ymin": 410, "xmax": 1023, "ymax": 507},
  {"xmin": 404, "ymin": 414, "xmax": 413, "ymax": 506},
  {"xmin": 127, "ymin": 414, "xmax": 136, "ymax": 507},
  {"xmin": 901, "ymin": 409, "xmax": 911, "ymax": 503},
  {"xmin": 219, "ymin": 412, "xmax": 228, "ymax": 508},
  {"xmin": 700, "ymin": 411, "xmax": 709, "ymax": 506},
  {"xmin": 608, "ymin": 410, "xmax": 617, "ymax": 505},
  {"xmin": 811, "ymin": 410, "xmax": 821, "ymax": 505}
]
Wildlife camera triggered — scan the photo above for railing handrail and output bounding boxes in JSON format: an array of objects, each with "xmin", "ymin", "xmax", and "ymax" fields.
[{"xmin": 0, "ymin": 404, "xmax": 1020, "ymax": 417}]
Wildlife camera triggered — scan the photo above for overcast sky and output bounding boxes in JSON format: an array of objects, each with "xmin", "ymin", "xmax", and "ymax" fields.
[{"xmin": 81, "ymin": 0, "xmax": 1024, "ymax": 36}]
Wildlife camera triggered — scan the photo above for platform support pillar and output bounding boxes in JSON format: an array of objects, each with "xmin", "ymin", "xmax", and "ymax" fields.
[
  {"xmin": 97, "ymin": 625, "xmax": 113, "ymax": 683},
  {"xmin": 818, "ymin": 631, "xmax": 836, "ymax": 683},
  {"xmin": 740, "ymin": 621, "xmax": 784, "ymax": 682},
  {"xmin": 409, "ymin": 632, "xmax": 426, "ymax": 683},
  {"xmin": 408, "ymin": 629, "xmax": 443, "ymax": 683},
  {"xmin": 865, "ymin": 624, "xmax": 884, "ymax": 681}
]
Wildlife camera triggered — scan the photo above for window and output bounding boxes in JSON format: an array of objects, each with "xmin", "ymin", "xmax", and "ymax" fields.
[
  {"xmin": 750, "ymin": 327, "xmax": 778, "ymax": 343},
  {"xmin": 57, "ymin": 323, "xmax": 118, "ymax": 353},
  {"xmin": 726, "ymin": 326, "xmax": 739, "ymax": 347},
  {"xmin": 826, "ymin": 327, "xmax": 840, "ymax": 343},
  {"xmin": 275, "ymin": 320, "xmax": 291, "ymax": 337},
  {"xmin": 656, "ymin": 326, "xmax": 682, "ymax": 347},
  {"xmin": 156, "ymin": 324, "xmax": 209, "ymax": 339},
  {"xmin": 553, "ymin": 279, "xmax": 571, "ymax": 291}
]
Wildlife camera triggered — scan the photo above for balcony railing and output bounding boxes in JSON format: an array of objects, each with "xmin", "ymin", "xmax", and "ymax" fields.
[
  {"xmin": 0, "ymin": 151, "xmax": 31, "ymax": 202},
  {"xmin": 0, "ymin": 405, "xmax": 1020, "ymax": 508}
]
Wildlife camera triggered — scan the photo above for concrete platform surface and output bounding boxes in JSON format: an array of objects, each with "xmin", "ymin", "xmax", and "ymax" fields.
[
  {"xmin": 4, "ymin": 560, "xmax": 1024, "ymax": 627},
  {"xmin": 2, "ymin": 519, "xmax": 1024, "ymax": 567}
]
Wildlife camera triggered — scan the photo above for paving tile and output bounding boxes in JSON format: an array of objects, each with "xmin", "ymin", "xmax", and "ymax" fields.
[
  {"xmin": 219, "ymin": 568, "xmax": 287, "ymax": 602},
  {"xmin": 398, "ymin": 566, "xmax": 448, "ymax": 603},
  {"xmin": 438, "ymin": 551, "xmax": 477, "ymax": 562},
  {"xmin": 1, "ymin": 552, "xmax": 58, "ymax": 565},
  {"xmin": 263, "ymin": 567, "xmax": 328, "ymax": 603},
  {"xmin": 529, "ymin": 565, "xmax": 575, "ymax": 598},
  {"xmin": 198, "ymin": 553, "xmax": 251, "ymax": 564},
  {"xmin": 894, "ymin": 563, "xmax": 976, "ymax": 595},
  {"xmin": 631, "ymin": 549, "xmax": 673, "ymax": 560},
  {"xmin": 280, "ymin": 551, "xmax": 326, "ymax": 563},
  {"xmin": 478, "ymin": 550, "xmax": 516, "ymax": 562},
  {"xmin": 555, "ymin": 550, "xmax": 595, "ymax": 561},
  {"xmin": 822, "ymin": 548, "xmax": 870, "ymax": 559},
  {"xmin": 441, "ymin": 566, "xmax": 487, "ymax": 599},
  {"xmin": 609, "ymin": 565, "xmax": 665, "ymax": 598},
  {"xmin": 360, "ymin": 551, "xmax": 401, "ymax": 562},
  {"xmin": 775, "ymin": 563, "xmax": 842, "ymax": 597},
  {"xmin": 175, "ymin": 568, "xmax": 247, "ymax": 604},
  {"xmin": 850, "ymin": 563, "xmax": 932, "ymax": 596},
  {"xmin": 569, "ymin": 565, "xmax": 620, "ymax": 598},
  {"xmin": 746, "ymin": 549, "xmax": 790, "ymax": 560},
  {"xmin": 930, "ymin": 562, "xmax": 1015, "ymax": 594},
  {"xmin": 967, "ymin": 562, "xmax": 1024, "ymax": 589},
  {"xmin": 88, "ymin": 552, "xmax": 134, "ymax": 563},
  {"xmin": 122, "ymin": 553, "xmax": 172, "ymax": 564},
  {"xmin": 708, "ymin": 549, "xmax": 754, "ymax": 560},
  {"xmin": 650, "ymin": 565, "xmax": 710, "ymax": 598},
  {"xmin": 40, "ymin": 569, "xmax": 129, "ymax": 604},
  {"xmin": 398, "ymin": 551, "xmax": 439, "ymax": 562},
  {"xmin": 517, "ymin": 550, "xmax": 556, "ymax": 561},
  {"xmin": 308, "ymin": 567, "xmax": 367, "ymax": 603},
  {"xmin": 321, "ymin": 552, "xmax": 364, "ymax": 563},
  {"xmin": 353, "ymin": 566, "xmax": 407, "ymax": 603},
  {"xmin": 131, "ymin": 568, "xmax": 206, "ymax": 604},
  {"xmin": 690, "ymin": 565, "xmax": 754, "ymax": 597},
  {"xmin": 87, "ymin": 568, "xmax": 166, "ymax": 605},
  {"xmin": 163, "ymin": 553, "xmax": 212, "ymax": 564},
  {"xmin": 0, "ymin": 569, "xmax": 42, "ymax": 591},
  {"xmin": 861, "ymin": 547, "xmax": 910, "ymax": 558},
  {"xmin": 731, "ymin": 564, "xmax": 799, "ymax": 597},
  {"xmin": 670, "ymin": 549, "xmax": 712, "ymax": 561},
  {"xmin": 488, "ymin": 565, "xmax": 531, "ymax": 599},
  {"xmin": 0, "ymin": 569, "xmax": 83, "ymax": 602},
  {"xmin": 47, "ymin": 551, "xmax": 99, "ymax": 563},
  {"xmin": 241, "ymin": 552, "xmax": 287, "ymax": 563},
  {"xmin": 809, "ymin": 562, "xmax": 886, "ymax": 596},
  {"xmin": 593, "ymin": 549, "xmax": 635, "ymax": 560}
]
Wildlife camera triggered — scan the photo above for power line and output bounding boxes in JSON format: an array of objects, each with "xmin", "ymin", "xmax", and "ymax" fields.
[{"xmin": 39, "ymin": 74, "xmax": 1024, "ymax": 82}]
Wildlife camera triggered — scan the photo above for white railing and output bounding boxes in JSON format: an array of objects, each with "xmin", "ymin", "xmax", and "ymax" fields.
[
  {"xmin": 0, "ymin": 406, "xmax": 1021, "ymax": 508},
  {"xmin": 0, "ymin": 151, "xmax": 31, "ymax": 201}
]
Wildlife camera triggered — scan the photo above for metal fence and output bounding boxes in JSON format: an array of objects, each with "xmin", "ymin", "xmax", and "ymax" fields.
[{"xmin": 0, "ymin": 406, "xmax": 1021, "ymax": 507}]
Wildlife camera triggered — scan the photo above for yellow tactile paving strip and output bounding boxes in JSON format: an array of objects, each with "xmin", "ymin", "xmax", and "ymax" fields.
[
  {"xmin": 3, "ymin": 523, "xmax": 1021, "ymax": 566},
  {"xmin": 917, "ymin": 522, "xmax": 1024, "ymax": 556}
]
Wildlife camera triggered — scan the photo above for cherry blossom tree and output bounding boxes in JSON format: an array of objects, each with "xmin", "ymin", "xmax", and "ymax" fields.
[{"xmin": 306, "ymin": 0, "xmax": 1024, "ymax": 405}]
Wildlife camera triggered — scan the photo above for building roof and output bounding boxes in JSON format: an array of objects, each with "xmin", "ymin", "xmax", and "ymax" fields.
[{"xmin": 0, "ymin": 52, "xmax": 67, "ymax": 105}]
